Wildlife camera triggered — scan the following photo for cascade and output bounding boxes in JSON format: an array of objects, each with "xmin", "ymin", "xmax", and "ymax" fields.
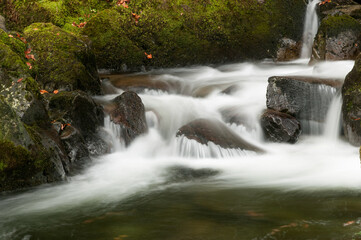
[
  {"xmin": 323, "ymin": 94, "xmax": 343, "ymax": 140},
  {"xmin": 300, "ymin": 0, "xmax": 321, "ymax": 59}
]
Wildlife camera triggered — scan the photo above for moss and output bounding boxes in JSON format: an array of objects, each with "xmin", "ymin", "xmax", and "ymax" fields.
[
  {"xmin": 24, "ymin": 22, "xmax": 101, "ymax": 94},
  {"xmin": 319, "ymin": 15, "xmax": 361, "ymax": 38}
]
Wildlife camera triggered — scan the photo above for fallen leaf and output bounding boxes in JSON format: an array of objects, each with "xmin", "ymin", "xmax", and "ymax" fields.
[
  {"xmin": 145, "ymin": 52, "xmax": 152, "ymax": 59},
  {"xmin": 16, "ymin": 33, "xmax": 20, "ymax": 38},
  {"xmin": 40, "ymin": 89, "xmax": 49, "ymax": 94},
  {"xmin": 26, "ymin": 62, "xmax": 32, "ymax": 69},
  {"xmin": 8, "ymin": 34, "xmax": 13, "ymax": 38},
  {"xmin": 17, "ymin": 78, "xmax": 23, "ymax": 83},
  {"xmin": 51, "ymin": 120, "xmax": 56, "ymax": 123},
  {"xmin": 53, "ymin": 90, "xmax": 59, "ymax": 94},
  {"xmin": 56, "ymin": 32, "xmax": 60, "ymax": 36},
  {"xmin": 25, "ymin": 54, "xmax": 36, "ymax": 61},
  {"xmin": 132, "ymin": 13, "xmax": 140, "ymax": 24},
  {"xmin": 61, "ymin": 123, "xmax": 71, "ymax": 130},
  {"xmin": 34, "ymin": 28, "xmax": 39, "ymax": 30},
  {"xmin": 20, "ymin": 37, "xmax": 27, "ymax": 43},
  {"xmin": 343, "ymin": 220, "xmax": 355, "ymax": 227},
  {"xmin": 24, "ymin": 48, "xmax": 31, "ymax": 54},
  {"xmin": 246, "ymin": 211, "xmax": 264, "ymax": 217}
]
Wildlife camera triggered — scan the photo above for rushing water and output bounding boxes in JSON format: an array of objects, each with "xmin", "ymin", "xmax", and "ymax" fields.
[
  {"xmin": 301, "ymin": 0, "xmax": 321, "ymax": 59},
  {"xmin": 0, "ymin": 60, "xmax": 359, "ymax": 240}
]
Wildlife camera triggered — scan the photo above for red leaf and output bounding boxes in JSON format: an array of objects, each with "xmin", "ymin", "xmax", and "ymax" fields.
[
  {"xmin": 17, "ymin": 78, "xmax": 23, "ymax": 83},
  {"xmin": 40, "ymin": 89, "xmax": 49, "ymax": 94},
  {"xmin": 26, "ymin": 62, "xmax": 32, "ymax": 69},
  {"xmin": 24, "ymin": 48, "xmax": 31, "ymax": 54}
]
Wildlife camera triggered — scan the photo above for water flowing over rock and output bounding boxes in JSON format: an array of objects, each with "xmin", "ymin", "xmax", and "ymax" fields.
[
  {"xmin": 266, "ymin": 76, "xmax": 341, "ymax": 133},
  {"xmin": 260, "ymin": 109, "xmax": 301, "ymax": 143},
  {"xmin": 342, "ymin": 54, "xmax": 361, "ymax": 145},
  {"xmin": 176, "ymin": 118, "xmax": 263, "ymax": 153},
  {"xmin": 108, "ymin": 91, "xmax": 148, "ymax": 146}
]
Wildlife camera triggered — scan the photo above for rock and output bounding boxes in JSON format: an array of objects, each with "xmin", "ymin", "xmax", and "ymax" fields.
[
  {"xmin": 176, "ymin": 118, "xmax": 263, "ymax": 152},
  {"xmin": 24, "ymin": 23, "xmax": 101, "ymax": 95},
  {"xmin": 165, "ymin": 165, "xmax": 219, "ymax": 183},
  {"xmin": 48, "ymin": 90, "xmax": 107, "ymax": 155},
  {"xmin": 60, "ymin": 125, "xmax": 90, "ymax": 173},
  {"xmin": 103, "ymin": 74, "xmax": 176, "ymax": 93},
  {"xmin": 311, "ymin": 15, "xmax": 361, "ymax": 62},
  {"xmin": 342, "ymin": 54, "xmax": 361, "ymax": 145},
  {"xmin": 266, "ymin": 76, "xmax": 341, "ymax": 123},
  {"xmin": 276, "ymin": 38, "xmax": 301, "ymax": 61},
  {"xmin": 0, "ymin": 15, "xmax": 6, "ymax": 32},
  {"xmin": 108, "ymin": 91, "xmax": 148, "ymax": 146},
  {"xmin": 260, "ymin": 109, "xmax": 301, "ymax": 143}
]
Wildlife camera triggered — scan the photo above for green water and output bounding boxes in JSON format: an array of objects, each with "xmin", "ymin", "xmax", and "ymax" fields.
[{"xmin": 3, "ymin": 183, "xmax": 361, "ymax": 240}]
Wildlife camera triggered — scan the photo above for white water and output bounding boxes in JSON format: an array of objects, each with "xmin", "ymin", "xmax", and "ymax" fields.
[{"xmin": 301, "ymin": 0, "xmax": 321, "ymax": 59}]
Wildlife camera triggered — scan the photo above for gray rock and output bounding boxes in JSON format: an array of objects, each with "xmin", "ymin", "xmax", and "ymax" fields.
[
  {"xmin": 267, "ymin": 76, "xmax": 341, "ymax": 121},
  {"xmin": 276, "ymin": 38, "xmax": 301, "ymax": 61},
  {"xmin": 260, "ymin": 109, "xmax": 301, "ymax": 143},
  {"xmin": 0, "ymin": 15, "xmax": 6, "ymax": 32}
]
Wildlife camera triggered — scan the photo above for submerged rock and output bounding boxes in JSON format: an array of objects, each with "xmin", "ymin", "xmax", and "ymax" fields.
[
  {"xmin": 260, "ymin": 109, "xmax": 301, "ymax": 143},
  {"xmin": 342, "ymin": 54, "xmax": 361, "ymax": 145},
  {"xmin": 108, "ymin": 91, "xmax": 148, "ymax": 146},
  {"xmin": 176, "ymin": 118, "xmax": 263, "ymax": 152},
  {"xmin": 165, "ymin": 165, "xmax": 219, "ymax": 183},
  {"xmin": 311, "ymin": 15, "xmax": 361, "ymax": 62}
]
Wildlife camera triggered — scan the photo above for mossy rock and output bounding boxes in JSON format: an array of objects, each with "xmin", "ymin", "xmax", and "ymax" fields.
[
  {"xmin": 342, "ymin": 54, "xmax": 361, "ymax": 145},
  {"xmin": 0, "ymin": 0, "xmax": 112, "ymax": 32},
  {"xmin": 82, "ymin": 8, "xmax": 144, "ymax": 71},
  {"xmin": 82, "ymin": 0, "xmax": 305, "ymax": 70},
  {"xmin": 311, "ymin": 15, "xmax": 361, "ymax": 62},
  {"xmin": 24, "ymin": 23, "xmax": 101, "ymax": 94}
]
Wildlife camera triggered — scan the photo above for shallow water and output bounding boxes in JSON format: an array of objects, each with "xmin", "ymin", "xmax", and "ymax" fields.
[{"xmin": 1, "ymin": 60, "xmax": 360, "ymax": 240}]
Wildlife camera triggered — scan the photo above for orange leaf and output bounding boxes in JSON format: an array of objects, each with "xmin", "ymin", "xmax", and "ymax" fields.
[
  {"xmin": 53, "ymin": 90, "xmax": 59, "ymax": 94},
  {"xmin": 8, "ymin": 34, "xmax": 13, "ymax": 38},
  {"xmin": 145, "ymin": 52, "xmax": 152, "ymax": 59},
  {"xmin": 26, "ymin": 62, "xmax": 32, "ymax": 69},
  {"xmin": 24, "ymin": 48, "xmax": 31, "ymax": 54},
  {"xmin": 56, "ymin": 33, "xmax": 60, "ymax": 36},
  {"xmin": 343, "ymin": 221, "xmax": 355, "ymax": 227},
  {"xmin": 16, "ymin": 33, "xmax": 20, "ymax": 38},
  {"xmin": 51, "ymin": 120, "xmax": 56, "ymax": 123},
  {"xmin": 25, "ymin": 54, "xmax": 36, "ymax": 61},
  {"xmin": 17, "ymin": 78, "xmax": 23, "ymax": 83},
  {"xmin": 34, "ymin": 28, "xmax": 38, "ymax": 31},
  {"xmin": 40, "ymin": 89, "xmax": 49, "ymax": 94}
]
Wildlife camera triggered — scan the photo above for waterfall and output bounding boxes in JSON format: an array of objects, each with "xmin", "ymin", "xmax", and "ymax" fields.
[
  {"xmin": 300, "ymin": 0, "xmax": 321, "ymax": 59},
  {"xmin": 323, "ymin": 94, "xmax": 343, "ymax": 140}
]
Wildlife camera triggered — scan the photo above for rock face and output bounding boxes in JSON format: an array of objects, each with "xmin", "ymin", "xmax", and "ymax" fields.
[
  {"xmin": 342, "ymin": 54, "xmax": 361, "ymax": 145},
  {"xmin": 311, "ymin": 15, "xmax": 361, "ymax": 62},
  {"xmin": 176, "ymin": 118, "xmax": 263, "ymax": 152},
  {"xmin": 24, "ymin": 23, "xmax": 101, "ymax": 95},
  {"xmin": 260, "ymin": 109, "xmax": 301, "ymax": 143},
  {"xmin": 108, "ymin": 91, "xmax": 148, "ymax": 146},
  {"xmin": 276, "ymin": 38, "xmax": 301, "ymax": 61},
  {"xmin": 267, "ymin": 76, "xmax": 341, "ymax": 123}
]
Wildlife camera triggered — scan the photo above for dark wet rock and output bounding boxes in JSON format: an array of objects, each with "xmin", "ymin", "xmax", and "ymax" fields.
[
  {"xmin": 24, "ymin": 23, "xmax": 101, "ymax": 95},
  {"xmin": 165, "ymin": 165, "xmax": 219, "ymax": 183},
  {"xmin": 108, "ymin": 91, "xmax": 148, "ymax": 146},
  {"xmin": 176, "ymin": 118, "xmax": 263, "ymax": 152},
  {"xmin": 260, "ymin": 109, "xmax": 301, "ymax": 143},
  {"xmin": 276, "ymin": 38, "xmax": 301, "ymax": 61},
  {"xmin": 266, "ymin": 76, "xmax": 341, "ymax": 122},
  {"xmin": 221, "ymin": 85, "xmax": 240, "ymax": 95},
  {"xmin": 311, "ymin": 15, "xmax": 361, "ymax": 62},
  {"xmin": 48, "ymin": 90, "xmax": 107, "ymax": 156},
  {"xmin": 49, "ymin": 91, "xmax": 104, "ymax": 139},
  {"xmin": 342, "ymin": 54, "xmax": 361, "ymax": 145},
  {"xmin": 60, "ymin": 125, "xmax": 90, "ymax": 173}
]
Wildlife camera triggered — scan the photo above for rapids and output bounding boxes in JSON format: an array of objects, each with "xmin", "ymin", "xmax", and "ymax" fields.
[{"xmin": 0, "ymin": 60, "xmax": 360, "ymax": 240}]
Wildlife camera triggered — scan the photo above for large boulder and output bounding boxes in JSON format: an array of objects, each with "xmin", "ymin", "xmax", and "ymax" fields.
[
  {"xmin": 342, "ymin": 54, "xmax": 361, "ymax": 145},
  {"xmin": 311, "ymin": 15, "xmax": 361, "ymax": 62},
  {"xmin": 108, "ymin": 91, "xmax": 148, "ymax": 146},
  {"xmin": 267, "ymin": 76, "xmax": 341, "ymax": 122},
  {"xmin": 176, "ymin": 118, "xmax": 263, "ymax": 152},
  {"xmin": 260, "ymin": 109, "xmax": 301, "ymax": 143},
  {"xmin": 24, "ymin": 23, "xmax": 101, "ymax": 95}
]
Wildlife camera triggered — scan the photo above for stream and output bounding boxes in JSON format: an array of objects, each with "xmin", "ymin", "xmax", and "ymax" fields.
[{"xmin": 1, "ymin": 59, "xmax": 360, "ymax": 240}]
